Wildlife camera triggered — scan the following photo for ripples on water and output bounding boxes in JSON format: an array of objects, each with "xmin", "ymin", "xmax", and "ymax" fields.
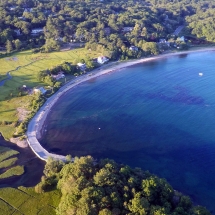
[{"xmin": 41, "ymin": 51, "xmax": 215, "ymax": 213}]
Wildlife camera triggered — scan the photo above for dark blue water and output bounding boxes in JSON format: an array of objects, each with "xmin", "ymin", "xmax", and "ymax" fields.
[{"xmin": 41, "ymin": 51, "xmax": 215, "ymax": 212}]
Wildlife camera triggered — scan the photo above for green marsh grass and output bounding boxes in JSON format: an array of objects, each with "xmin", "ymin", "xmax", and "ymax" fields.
[
  {"xmin": 0, "ymin": 147, "xmax": 19, "ymax": 162},
  {"xmin": 0, "ymin": 187, "xmax": 61, "ymax": 215},
  {"xmin": 0, "ymin": 48, "xmax": 99, "ymax": 139},
  {"xmin": 0, "ymin": 157, "xmax": 18, "ymax": 169},
  {"xmin": 0, "ymin": 165, "xmax": 24, "ymax": 179},
  {"xmin": 0, "ymin": 199, "xmax": 15, "ymax": 214}
]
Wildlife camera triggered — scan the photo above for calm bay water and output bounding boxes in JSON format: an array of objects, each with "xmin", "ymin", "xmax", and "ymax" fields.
[{"xmin": 41, "ymin": 51, "xmax": 215, "ymax": 212}]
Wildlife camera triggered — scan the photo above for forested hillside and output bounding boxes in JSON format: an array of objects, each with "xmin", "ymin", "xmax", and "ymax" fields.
[
  {"xmin": 0, "ymin": 0, "xmax": 215, "ymax": 56},
  {"xmin": 35, "ymin": 156, "xmax": 211, "ymax": 215}
]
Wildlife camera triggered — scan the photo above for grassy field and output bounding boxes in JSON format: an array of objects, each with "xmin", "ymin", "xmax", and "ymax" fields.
[
  {"xmin": 0, "ymin": 187, "xmax": 61, "ymax": 215},
  {"xmin": 0, "ymin": 146, "xmax": 24, "ymax": 179},
  {"xmin": 0, "ymin": 48, "xmax": 99, "ymax": 139}
]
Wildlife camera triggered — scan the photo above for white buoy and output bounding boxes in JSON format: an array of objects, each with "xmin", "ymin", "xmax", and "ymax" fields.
[
  {"xmin": 199, "ymin": 73, "xmax": 203, "ymax": 76},
  {"xmin": 98, "ymin": 128, "xmax": 101, "ymax": 130}
]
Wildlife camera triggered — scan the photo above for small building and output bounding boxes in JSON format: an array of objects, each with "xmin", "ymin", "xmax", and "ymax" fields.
[
  {"xmin": 179, "ymin": 36, "xmax": 185, "ymax": 42},
  {"xmin": 52, "ymin": 72, "xmax": 65, "ymax": 80},
  {"xmin": 14, "ymin": 29, "xmax": 21, "ymax": 36},
  {"xmin": 158, "ymin": 39, "xmax": 170, "ymax": 47},
  {"xmin": 159, "ymin": 39, "xmax": 167, "ymax": 43},
  {"xmin": 178, "ymin": 36, "xmax": 185, "ymax": 42},
  {"xmin": 122, "ymin": 27, "xmax": 134, "ymax": 33},
  {"xmin": 97, "ymin": 56, "xmax": 109, "ymax": 64},
  {"xmin": 24, "ymin": 8, "xmax": 33, "ymax": 13},
  {"xmin": 129, "ymin": 46, "xmax": 138, "ymax": 51},
  {"xmin": 77, "ymin": 63, "xmax": 86, "ymax": 71},
  {"xmin": 34, "ymin": 87, "xmax": 47, "ymax": 94},
  {"xmin": 9, "ymin": 6, "xmax": 17, "ymax": 11},
  {"xmin": 31, "ymin": 28, "xmax": 44, "ymax": 35}
]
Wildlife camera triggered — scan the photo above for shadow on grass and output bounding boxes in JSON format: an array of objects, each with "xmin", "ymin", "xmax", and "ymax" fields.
[
  {"xmin": 0, "ymin": 73, "xmax": 42, "ymax": 102},
  {"xmin": 0, "ymin": 109, "xmax": 16, "ymax": 114}
]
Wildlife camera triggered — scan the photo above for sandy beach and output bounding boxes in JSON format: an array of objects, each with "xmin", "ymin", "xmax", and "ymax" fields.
[{"xmin": 27, "ymin": 46, "xmax": 215, "ymax": 160}]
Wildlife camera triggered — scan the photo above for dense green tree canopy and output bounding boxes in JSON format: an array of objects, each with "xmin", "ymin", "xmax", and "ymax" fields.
[
  {"xmin": 0, "ymin": 0, "xmax": 215, "ymax": 54},
  {"xmin": 36, "ymin": 156, "xmax": 211, "ymax": 215}
]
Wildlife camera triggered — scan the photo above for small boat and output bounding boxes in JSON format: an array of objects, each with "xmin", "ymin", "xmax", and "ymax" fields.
[{"xmin": 199, "ymin": 73, "xmax": 203, "ymax": 76}]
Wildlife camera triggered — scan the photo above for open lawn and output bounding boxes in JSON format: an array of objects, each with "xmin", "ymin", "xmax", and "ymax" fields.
[
  {"xmin": 0, "ymin": 187, "xmax": 61, "ymax": 215},
  {"xmin": 0, "ymin": 48, "xmax": 99, "ymax": 139}
]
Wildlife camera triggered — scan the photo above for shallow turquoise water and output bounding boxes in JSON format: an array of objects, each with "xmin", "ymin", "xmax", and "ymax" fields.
[{"xmin": 41, "ymin": 51, "xmax": 215, "ymax": 212}]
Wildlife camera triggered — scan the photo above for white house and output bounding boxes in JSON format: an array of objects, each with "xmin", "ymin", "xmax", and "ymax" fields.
[
  {"xmin": 77, "ymin": 63, "xmax": 86, "ymax": 71},
  {"xmin": 129, "ymin": 46, "xmax": 138, "ymax": 51},
  {"xmin": 97, "ymin": 56, "xmax": 109, "ymax": 64},
  {"xmin": 31, "ymin": 28, "xmax": 44, "ymax": 35},
  {"xmin": 178, "ymin": 36, "xmax": 185, "ymax": 42},
  {"xmin": 52, "ymin": 72, "xmax": 65, "ymax": 80},
  {"xmin": 34, "ymin": 87, "xmax": 47, "ymax": 94},
  {"xmin": 9, "ymin": 6, "xmax": 17, "ymax": 11}
]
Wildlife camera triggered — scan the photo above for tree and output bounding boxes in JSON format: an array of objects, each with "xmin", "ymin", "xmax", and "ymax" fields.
[
  {"xmin": 44, "ymin": 17, "xmax": 63, "ymax": 40},
  {"xmin": 99, "ymin": 209, "xmax": 112, "ymax": 215},
  {"xmin": 128, "ymin": 193, "xmax": 149, "ymax": 215},
  {"xmin": 142, "ymin": 176, "xmax": 173, "ymax": 204},
  {"xmin": 44, "ymin": 157, "xmax": 64, "ymax": 177},
  {"xmin": 85, "ymin": 59, "xmax": 95, "ymax": 69},
  {"xmin": 6, "ymin": 40, "xmax": 13, "ymax": 53},
  {"xmin": 142, "ymin": 42, "xmax": 159, "ymax": 56},
  {"xmin": 14, "ymin": 39, "xmax": 22, "ymax": 51},
  {"xmin": 33, "ymin": 156, "xmax": 211, "ymax": 215},
  {"xmin": 0, "ymin": 29, "xmax": 13, "ymax": 45},
  {"xmin": 43, "ymin": 38, "xmax": 60, "ymax": 52},
  {"xmin": 14, "ymin": 21, "xmax": 31, "ymax": 35},
  {"xmin": 192, "ymin": 206, "xmax": 211, "ymax": 215}
]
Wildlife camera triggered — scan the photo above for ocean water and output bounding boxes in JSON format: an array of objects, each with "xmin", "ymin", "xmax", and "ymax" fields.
[{"xmin": 41, "ymin": 51, "xmax": 215, "ymax": 212}]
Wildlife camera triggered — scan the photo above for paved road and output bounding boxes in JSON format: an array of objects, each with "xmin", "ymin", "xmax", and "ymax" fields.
[{"xmin": 173, "ymin": 25, "xmax": 184, "ymax": 36}]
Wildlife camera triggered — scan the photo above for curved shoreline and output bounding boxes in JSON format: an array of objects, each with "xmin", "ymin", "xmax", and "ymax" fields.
[{"xmin": 26, "ymin": 47, "xmax": 215, "ymax": 161}]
